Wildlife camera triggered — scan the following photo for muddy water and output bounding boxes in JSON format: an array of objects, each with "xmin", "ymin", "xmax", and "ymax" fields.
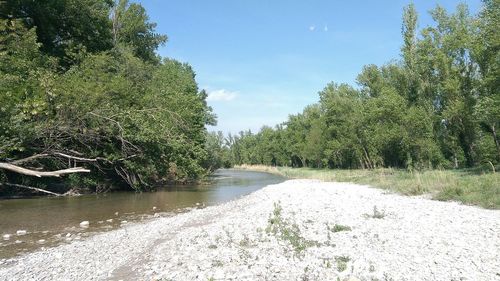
[{"xmin": 0, "ymin": 169, "xmax": 284, "ymax": 259}]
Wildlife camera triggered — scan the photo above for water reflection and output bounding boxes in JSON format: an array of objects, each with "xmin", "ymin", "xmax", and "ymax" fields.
[{"xmin": 0, "ymin": 169, "xmax": 284, "ymax": 258}]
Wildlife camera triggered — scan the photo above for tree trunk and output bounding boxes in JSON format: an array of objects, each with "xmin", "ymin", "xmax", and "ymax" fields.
[{"xmin": 492, "ymin": 124, "xmax": 500, "ymax": 161}]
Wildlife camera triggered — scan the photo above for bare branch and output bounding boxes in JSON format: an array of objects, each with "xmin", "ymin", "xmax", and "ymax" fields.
[
  {"xmin": 52, "ymin": 152, "xmax": 98, "ymax": 162},
  {"xmin": 10, "ymin": 154, "xmax": 50, "ymax": 165},
  {"xmin": 0, "ymin": 163, "xmax": 90, "ymax": 177},
  {"xmin": 0, "ymin": 183, "xmax": 63, "ymax": 197}
]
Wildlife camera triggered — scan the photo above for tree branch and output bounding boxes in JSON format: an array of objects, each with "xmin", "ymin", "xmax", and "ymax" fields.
[
  {"xmin": 0, "ymin": 183, "xmax": 63, "ymax": 197},
  {"xmin": 0, "ymin": 163, "xmax": 90, "ymax": 177}
]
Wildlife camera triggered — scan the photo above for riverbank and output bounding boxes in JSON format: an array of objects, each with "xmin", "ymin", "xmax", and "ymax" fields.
[
  {"xmin": 235, "ymin": 165, "xmax": 500, "ymax": 209},
  {"xmin": 1, "ymin": 179, "xmax": 498, "ymax": 280}
]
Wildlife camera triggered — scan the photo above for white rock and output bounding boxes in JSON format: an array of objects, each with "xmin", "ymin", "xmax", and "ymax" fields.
[
  {"xmin": 79, "ymin": 221, "xmax": 90, "ymax": 228},
  {"xmin": 106, "ymin": 219, "xmax": 113, "ymax": 223},
  {"xmin": 15, "ymin": 240, "xmax": 22, "ymax": 244},
  {"xmin": 120, "ymin": 221, "xmax": 128, "ymax": 224},
  {"xmin": 152, "ymin": 206, "xmax": 157, "ymax": 210},
  {"xmin": 16, "ymin": 230, "xmax": 27, "ymax": 236},
  {"xmin": 2, "ymin": 234, "xmax": 11, "ymax": 240},
  {"xmin": 114, "ymin": 212, "xmax": 119, "ymax": 216},
  {"xmin": 37, "ymin": 239, "xmax": 46, "ymax": 244},
  {"xmin": 66, "ymin": 233, "xmax": 71, "ymax": 237}
]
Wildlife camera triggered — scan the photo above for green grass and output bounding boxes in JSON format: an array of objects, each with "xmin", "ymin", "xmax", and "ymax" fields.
[{"xmin": 235, "ymin": 165, "xmax": 500, "ymax": 209}]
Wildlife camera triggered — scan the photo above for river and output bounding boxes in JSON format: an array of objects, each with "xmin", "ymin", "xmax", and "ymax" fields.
[{"xmin": 0, "ymin": 169, "xmax": 284, "ymax": 259}]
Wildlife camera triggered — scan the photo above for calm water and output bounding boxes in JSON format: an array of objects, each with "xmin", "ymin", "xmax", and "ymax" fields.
[{"xmin": 0, "ymin": 169, "xmax": 284, "ymax": 259}]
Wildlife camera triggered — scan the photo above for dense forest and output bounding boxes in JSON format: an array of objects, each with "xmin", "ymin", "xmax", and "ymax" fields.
[
  {"xmin": 0, "ymin": 0, "xmax": 217, "ymax": 195},
  {"xmin": 214, "ymin": 2, "xmax": 499, "ymax": 171}
]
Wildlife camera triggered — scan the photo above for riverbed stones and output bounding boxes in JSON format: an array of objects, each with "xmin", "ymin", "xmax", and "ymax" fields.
[
  {"xmin": 0, "ymin": 180, "xmax": 498, "ymax": 280},
  {"xmin": 16, "ymin": 230, "xmax": 26, "ymax": 236},
  {"xmin": 2, "ymin": 235, "xmax": 10, "ymax": 240},
  {"xmin": 79, "ymin": 221, "xmax": 89, "ymax": 228}
]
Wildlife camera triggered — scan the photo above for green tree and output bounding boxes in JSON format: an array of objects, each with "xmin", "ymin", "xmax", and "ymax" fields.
[{"xmin": 111, "ymin": 0, "xmax": 167, "ymax": 63}]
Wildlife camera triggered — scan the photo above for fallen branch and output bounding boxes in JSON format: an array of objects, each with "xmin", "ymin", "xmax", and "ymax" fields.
[
  {"xmin": 0, "ymin": 183, "xmax": 63, "ymax": 196},
  {"xmin": 52, "ymin": 152, "xmax": 98, "ymax": 162},
  {"xmin": 11, "ymin": 154, "xmax": 50, "ymax": 165},
  {"xmin": 0, "ymin": 163, "xmax": 90, "ymax": 177}
]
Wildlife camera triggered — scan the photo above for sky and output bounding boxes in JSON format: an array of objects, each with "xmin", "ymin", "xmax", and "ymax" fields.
[{"xmin": 138, "ymin": 0, "xmax": 482, "ymax": 135}]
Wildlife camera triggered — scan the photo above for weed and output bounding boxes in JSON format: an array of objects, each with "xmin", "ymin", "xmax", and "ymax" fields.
[
  {"xmin": 330, "ymin": 224, "xmax": 352, "ymax": 232},
  {"xmin": 364, "ymin": 206, "xmax": 386, "ymax": 219},
  {"xmin": 335, "ymin": 255, "xmax": 350, "ymax": 272},
  {"xmin": 369, "ymin": 264, "xmax": 376, "ymax": 272},
  {"xmin": 239, "ymin": 235, "xmax": 251, "ymax": 247},
  {"xmin": 266, "ymin": 202, "xmax": 318, "ymax": 256},
  {"xmin": 212, "ymin": 260, "xmax": 223, "ymax": 267}
]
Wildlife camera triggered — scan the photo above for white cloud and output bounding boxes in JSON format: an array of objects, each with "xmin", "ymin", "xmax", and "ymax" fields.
[
  {"xmin": 309, "ymin": 25, "xmax": 316, "ymax": 31},
  {"xmin": 207, "ymin": 89, "xmax": 238, "ymax": 101}
]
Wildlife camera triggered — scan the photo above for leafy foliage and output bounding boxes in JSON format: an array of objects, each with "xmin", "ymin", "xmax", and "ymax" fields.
[
  {"xmin": 225, "ymin": 2, "xmax": 500, "ymax": 171},
  {"xmin": 0, "ymin": 1, "xmax": 215, "ymax": 193}
]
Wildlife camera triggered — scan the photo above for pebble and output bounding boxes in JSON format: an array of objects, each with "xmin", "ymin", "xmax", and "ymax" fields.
[
  {"xmin": 0, "ymin": 180, "xmax": 498, "ymax": 281},
  {"xmin": 152, "ymin": 206, "xmax": 157, "ymax": 210},
  {"xmin": 106, "ymin": 219, "xmax": 113, "ymax": 223},
  {"xmin": 37, "ymin": 239, "xmax": 46, "ymax": 244},
  {"xmin": 80, "ymin": 221, "xmax": 90, "ymax": 228},
  {"xmin": 16, "ymin": 230, "xmax": 27, "ymax": 236},
  {"xmin": 2, "ymin": 234, "xmax": 11, "ymax": 240}
]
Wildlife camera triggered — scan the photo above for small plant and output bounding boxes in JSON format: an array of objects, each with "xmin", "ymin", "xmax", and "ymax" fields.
[
  {"xmin": 369, "ymin": 264, "xmax": 376, "ymax": 272},
  {"xmin": 212, "ymin": 260, "xmax": 224, "ymax": 267},
  {"xmin": 331, "ymin": 224, "xmax": 352, "ymax": 232},
  {"xmin": 239, "ymin": 235, "xmax": 251, "ymax": 247},
  {"xmin": 266, "ymin": 202, "xmax": 317, "ymax": 256},
  {"xmin": 335, "ymin": 255, "xmax": 350, "ymax": 272},
  {"xmin": 301, "ymin": 266, "xmax": 310, "ymax": 281},
  {"xmin": 208, "ymin": 244, "xmax": 217, "ymax": 249},
  {"xmin": 364, "ymin": 205, "xmax": 386, "ymax": 219}
]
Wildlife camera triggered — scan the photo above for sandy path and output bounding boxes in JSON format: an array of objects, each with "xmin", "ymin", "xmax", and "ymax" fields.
[{"xmin": 0, "ymin": 179, "xmax": 499, "ymax": 280}]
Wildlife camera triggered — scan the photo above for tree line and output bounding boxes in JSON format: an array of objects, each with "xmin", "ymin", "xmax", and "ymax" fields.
[
  {"xmin": 0, "ymin": 0, "xmax": 217, "ymax": 195},
  {"xmin": 212, "ymin": 2, "xmax": 499, "ymax": 171}
]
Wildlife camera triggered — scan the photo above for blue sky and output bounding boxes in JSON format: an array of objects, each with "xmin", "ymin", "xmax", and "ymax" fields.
[{"xmin": 138, "ymin": 0, "xmax": 482, "ymax": 134}]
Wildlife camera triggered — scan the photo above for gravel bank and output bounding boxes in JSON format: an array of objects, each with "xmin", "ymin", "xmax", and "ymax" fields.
[{"xmin": 0, "ymin": 179, "xmax": 499, "ymax": 280}]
